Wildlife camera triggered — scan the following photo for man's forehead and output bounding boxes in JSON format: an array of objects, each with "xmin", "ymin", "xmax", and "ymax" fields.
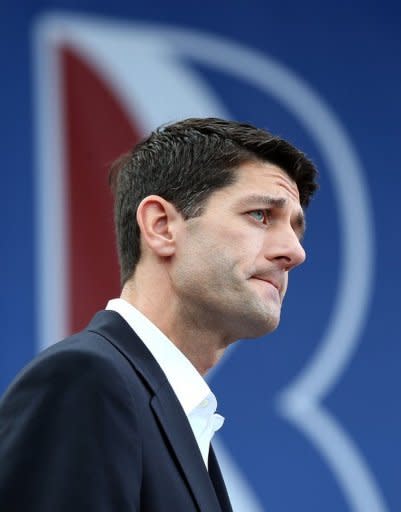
[{"xmin": 232, "ymin": 161, "xmax": 301, "ymax": 202}]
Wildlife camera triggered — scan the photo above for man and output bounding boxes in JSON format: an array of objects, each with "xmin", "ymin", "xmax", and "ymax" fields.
[{"xmin": 0, "ymin": 118, "xmax": 317, "ymax": 511}]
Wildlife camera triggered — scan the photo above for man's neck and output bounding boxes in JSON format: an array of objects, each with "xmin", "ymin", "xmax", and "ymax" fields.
[{"xmin": 121, "ymin": 282, "xmax": 228, "ymax": 375}]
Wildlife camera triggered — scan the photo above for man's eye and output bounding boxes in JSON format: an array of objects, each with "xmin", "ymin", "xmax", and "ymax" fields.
[{"xmin": 249, "ymin": 210, "xmax": 267, "ymax": 223}]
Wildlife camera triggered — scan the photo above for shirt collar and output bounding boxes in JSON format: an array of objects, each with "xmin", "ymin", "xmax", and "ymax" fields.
[{"xmin": 106, "ymin": 298, "xmax": 214, "ymax": 416}]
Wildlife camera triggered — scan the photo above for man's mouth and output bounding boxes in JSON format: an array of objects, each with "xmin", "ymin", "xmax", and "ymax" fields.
[{"xmin": 251, "ymin": 276, "xmax": 282, "ymax": 296}]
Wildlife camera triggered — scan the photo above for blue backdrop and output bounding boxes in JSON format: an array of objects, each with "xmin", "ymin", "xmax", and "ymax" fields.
[{"xmin": 1, "ymin": 2, "xmax": 400, "ymax": 511}]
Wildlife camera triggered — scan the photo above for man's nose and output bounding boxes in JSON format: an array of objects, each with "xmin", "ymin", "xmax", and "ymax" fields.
[{"xmin": 265, "ymin": 228, "xmax": 306, "ymax": 271}]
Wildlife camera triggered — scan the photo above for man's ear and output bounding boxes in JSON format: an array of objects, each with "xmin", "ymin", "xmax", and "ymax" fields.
[{"xmin": 136, "ymin": 195, "xmax": 181, "ymax": 258}]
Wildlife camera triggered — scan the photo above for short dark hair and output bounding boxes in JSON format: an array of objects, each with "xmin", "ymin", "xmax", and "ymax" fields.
[{"xmin": 109, "ymin": 117, "xmax": 318, "ymax": 285}]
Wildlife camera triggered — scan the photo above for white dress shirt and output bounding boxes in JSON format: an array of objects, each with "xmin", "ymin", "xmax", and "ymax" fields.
[{"xmin": 106, "ymin": 298, "xmax": 224, "ymax": 468}]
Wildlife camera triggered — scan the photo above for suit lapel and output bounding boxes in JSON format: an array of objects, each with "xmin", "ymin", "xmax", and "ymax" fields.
[
  {"xmin": 151, "ymin": 387, "xmax": 222, "ymax": 512},
  {"xmin": 209, "ymin": 446, "xmax": 233, "ymax": 512},
  {"xmin": 89, "ymin": 311, "xmax": 223, "ymax": 512}
]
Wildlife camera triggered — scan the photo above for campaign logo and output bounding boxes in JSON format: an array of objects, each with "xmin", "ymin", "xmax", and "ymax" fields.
[{"xmin": 33, "ymin": 13, "xmax": 386, "ymax": 511}]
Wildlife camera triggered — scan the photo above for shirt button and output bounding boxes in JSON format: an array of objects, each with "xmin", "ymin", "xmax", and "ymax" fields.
[{"xmin": 200, "ymin": 399, "xmax": 209, "ymax": 408}]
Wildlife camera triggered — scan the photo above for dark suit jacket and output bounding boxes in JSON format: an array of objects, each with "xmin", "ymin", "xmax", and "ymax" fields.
[{"xmin": 0, "ymin": 310, "xmax": 233, "ymax": 511}]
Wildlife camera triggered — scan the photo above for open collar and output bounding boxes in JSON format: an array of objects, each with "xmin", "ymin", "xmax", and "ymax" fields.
[
  {"xmin": 87, "ymin": 310, "xmax": 228, "ymax": 512},
  {"xmin": 105, "ymin": 298, "xmax": 212, "ymax": 415}
]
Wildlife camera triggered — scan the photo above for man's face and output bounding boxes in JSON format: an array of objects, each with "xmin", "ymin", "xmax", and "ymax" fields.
[{"xmin": 171, "ymin": 160, "xmax": 306, "ymax": 343}]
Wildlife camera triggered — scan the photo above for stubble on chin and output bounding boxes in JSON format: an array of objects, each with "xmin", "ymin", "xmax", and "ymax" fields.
[{"xmin": 238, "ymin": 279, "xmax": 283, "ymax": 337}]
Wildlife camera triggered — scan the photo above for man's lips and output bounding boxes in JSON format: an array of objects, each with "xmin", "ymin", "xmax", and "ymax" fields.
[{"xmin": 252, "ymin": 276, "xmax": 282, "ymax": 295}]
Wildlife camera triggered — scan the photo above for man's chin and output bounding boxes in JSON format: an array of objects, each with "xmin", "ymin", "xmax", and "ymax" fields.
[{"xmin": 239, "ymin": 310, "xmax": 281, "ymax": 340}]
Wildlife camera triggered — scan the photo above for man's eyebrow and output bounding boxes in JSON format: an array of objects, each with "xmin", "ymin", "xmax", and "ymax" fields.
[{"xmin": 235, "ymin": 194, "xmax": 287, "ymax": 209}]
